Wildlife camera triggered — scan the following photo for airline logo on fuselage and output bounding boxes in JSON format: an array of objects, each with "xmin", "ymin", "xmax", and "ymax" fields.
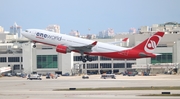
[{"xmin": 36, "ymin": 32, "xmax": 62, "ymax": 41}]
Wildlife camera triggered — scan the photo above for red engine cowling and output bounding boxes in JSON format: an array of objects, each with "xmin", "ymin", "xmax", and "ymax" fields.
[{"xmin": 56, "ymin": 45, "xmax": 71, "ymax": 54}]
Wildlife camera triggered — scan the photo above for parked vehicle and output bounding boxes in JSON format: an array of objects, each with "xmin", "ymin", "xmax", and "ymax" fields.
[
  {"xmin": 62, "ymin": 73, "xmax": 70, "ymax": 76},
  {"xmin": 123, "ymin": 71, "xmax": 138, "ymax": 76},
  {"xmin": 127, "ymin": 72, "xmax": 136, "ymax": 76},
  {"xmin": 16, "ymin": 72, "xmax": 21, "ymax": 76},
  {"xmin": 101, "ymin": 74, "xmax": 116, "ymax": 79},
  {"xmin": 21, "ymin": 73, "xmax": 27, "ymax": 78},
  {"xmin": 82, "ymin": 75, "xmax": 89, "ymax": 79},
  {"xmin": 46, "ymin": 73, "xmax": 51, "ymax": 79},
  {"xmin": 122, "ymin": 72, "xmax": 127, "ymax": 76},
  {"xmin": 7, "ymin": 73, "xmax": 12, "ymax": 77},
  {"xmin": 143, "ymin": 72, "xmax": 149, "ymax": 76},
  {"xmin": 27, "ymin": 73, "xmax": 42, "ymax": 80}
]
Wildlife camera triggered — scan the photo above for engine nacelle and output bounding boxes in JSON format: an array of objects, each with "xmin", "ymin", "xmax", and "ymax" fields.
[{"xmin": 56, "ymin": 45, "xmax": 71, "ymax": 54}]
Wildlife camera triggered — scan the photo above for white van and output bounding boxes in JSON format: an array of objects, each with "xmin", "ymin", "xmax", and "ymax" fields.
[
  {"xmin": 27, "ymin": 73, "xmax": 42, "ymax": 80},
  {"xmin": 101, "ymin": 74, "xmax": 116, "ymax": 79}
]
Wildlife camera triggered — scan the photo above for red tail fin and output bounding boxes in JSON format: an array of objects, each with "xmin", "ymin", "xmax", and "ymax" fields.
[
  {"xmin": 122, "ymin": 38, "xmax": 128, "ymax": 42},
  {"xmin": 132, "ymin": 32, "xmax": 164, "ymax": 53}
]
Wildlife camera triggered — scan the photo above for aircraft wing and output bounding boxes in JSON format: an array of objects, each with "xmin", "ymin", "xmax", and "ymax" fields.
[
  {"xmin": 69, "ymin": 41, "xmax": 97, "ymax": 52},
  {"xmin": 108, "ymin": 38, "xmax": 128, "ymax": 44}
]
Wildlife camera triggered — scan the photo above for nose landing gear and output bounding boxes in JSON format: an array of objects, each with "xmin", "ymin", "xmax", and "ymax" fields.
[
  {"xmin": 33, "ymin": 44, "xmax": 36, "ymax": 48},
  {"xmin": 33, "ymin": 42, "xmax": 36, "ymax": 48}
]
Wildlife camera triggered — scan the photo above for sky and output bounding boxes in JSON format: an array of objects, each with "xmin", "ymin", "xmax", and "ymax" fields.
[{"xmin": 0, "ymin": 0, "xmax": 180, "ymax": 34}]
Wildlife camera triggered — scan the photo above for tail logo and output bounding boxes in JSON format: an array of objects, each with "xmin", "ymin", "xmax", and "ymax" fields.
[
  {"xmin": 147, "ymin": 40, "xmax": 156, "ymax": 49},
  {"xmin": 144, "ymin": 35, "xmax": 160, "ymax": 53}
]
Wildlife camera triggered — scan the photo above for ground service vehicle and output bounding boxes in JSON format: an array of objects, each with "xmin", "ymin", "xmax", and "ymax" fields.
[
  {"xmin": 101, "ymin": 74, "xmax": 116, "ymax": 79},
  {"xmin": 82, "ymin": 75, "xmax": 89, "ymax": 79},
  {"xmin": 27, "ymin": 73, "xmax": 42, "ymax": 80}
]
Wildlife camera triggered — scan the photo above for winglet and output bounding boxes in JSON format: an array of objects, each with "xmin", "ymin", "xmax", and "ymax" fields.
[
  {"xmin": 122, "ymin": 38, "xmax": 128, "ymax": 42},
  {"xmin": 91, "ymin": 41, "xmax": 97, "ymax": 46}
]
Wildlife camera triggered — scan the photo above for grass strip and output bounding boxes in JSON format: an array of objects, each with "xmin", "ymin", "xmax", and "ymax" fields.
[
  {"xmin": 140, "ymin": 94, "xmax": 180, "ymax": 96},
  {"xmin": 53, "ymin": 86, "xmax": 180, "ymax": 91}
]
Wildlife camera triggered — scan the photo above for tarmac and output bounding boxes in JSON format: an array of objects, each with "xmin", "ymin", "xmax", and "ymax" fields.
[{"xmin": 0, "ymin": 74, "xmax": 180, "ymax": 99}]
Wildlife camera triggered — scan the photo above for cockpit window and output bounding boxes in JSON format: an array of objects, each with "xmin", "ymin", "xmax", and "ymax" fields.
[{"xmin": 25, "ymin": 30, "xmax": 31, "ymax": 33}]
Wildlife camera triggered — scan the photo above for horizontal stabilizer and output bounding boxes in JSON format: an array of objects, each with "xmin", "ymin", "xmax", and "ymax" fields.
[
  {"xmin": 108, "ymin": 38, "xmax": 128, "ymax": 44},
  {"xmin": 122, "ymin": 38, "xmax": 128, "ymax": 42},
  {"xmin": 155, "ymin": 53, "xmax": 162, "ymax": 56}
]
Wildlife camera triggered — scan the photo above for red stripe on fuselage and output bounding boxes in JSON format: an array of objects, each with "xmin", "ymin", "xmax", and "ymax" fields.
[{"xmin": 85, "ymin": 50, "xmax": 156, "ymax": 59}]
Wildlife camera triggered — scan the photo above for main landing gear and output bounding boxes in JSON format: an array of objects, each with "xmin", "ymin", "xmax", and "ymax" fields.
[{"xmin": 80, "ymin": 53, "xmax": 92, "ymax": 63}]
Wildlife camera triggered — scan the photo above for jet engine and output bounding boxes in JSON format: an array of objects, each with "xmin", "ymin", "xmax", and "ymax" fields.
[{"xmin": 56, "ymin": 45, "xmax": 71, "ymax": 54}]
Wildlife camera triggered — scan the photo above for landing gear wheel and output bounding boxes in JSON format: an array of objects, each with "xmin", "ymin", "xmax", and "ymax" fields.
[
  {"xmin": 87, "ymin": 57, "xmax": 92, "ymax": 62},
  {"xmin": 85, "ymin": 55, "xmax": 92, "ymax": 62},
  {"xmin": 33, "ymin": 44, "xmax": 36, "ymax": 48},
  {"xmin": 82, "ymin": 59, "xmax": 87, "ymax": 63}
]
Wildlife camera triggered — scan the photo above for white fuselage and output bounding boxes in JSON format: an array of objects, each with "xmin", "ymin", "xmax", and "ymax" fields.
[{"xmin": 22, "ymin": 29, "xmax": 128, "ymax": 53}]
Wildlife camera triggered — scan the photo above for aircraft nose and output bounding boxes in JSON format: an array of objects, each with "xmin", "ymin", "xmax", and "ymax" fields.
[
  {"xmin": 21, "ymin": 31, "xmax": 26, "ymax": 36},
  {"xmin": 21, "ymin": 30, "xmax": 28, "ymax": 37}
]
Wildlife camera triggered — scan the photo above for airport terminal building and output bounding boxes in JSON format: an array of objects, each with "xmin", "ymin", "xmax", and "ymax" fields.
[{"xmin": 0, "ymin": 22, "xmax": 180, "ymax": 75}]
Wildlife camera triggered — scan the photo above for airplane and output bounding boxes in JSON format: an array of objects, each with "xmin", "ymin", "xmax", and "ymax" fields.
[{"xmin": 21, "ymin": 29, "xmax": 164, "ymax": 62}]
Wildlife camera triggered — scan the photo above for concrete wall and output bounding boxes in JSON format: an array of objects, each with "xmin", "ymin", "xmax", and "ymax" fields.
[
  {"xmin": 176, "ymin": 40, "xmax": 180, "ymax": 63},
  {"xmin": 60, "ymin": 53, "xmax": 73, "ymax": 75},
  {"xmin": 173, "ymin": 40, "xmax": 180, "ymax": 63},
  {"xmin": 22, "ymin": 42, "xmax": 32, "ymax": 74}
]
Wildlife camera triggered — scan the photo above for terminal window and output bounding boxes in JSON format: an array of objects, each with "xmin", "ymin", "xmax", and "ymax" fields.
[
  {"xmin": 0, "ymin": 57, "xmax": 6, "ymax": 62},
  {"xmin": 113, "ymin": 63, "xmax": 133, "ymax": 68},
  {"xmin": 73, "ymin": 56, "xmax": 82, "ymax": 61},
  {"xmin": 127, "ymin": 63, "xmax": 133, "ymax": 68},
  {"xmin": 100, "ymin": 63, "xmax": 112, "ymax": 68},
  {"xmin": 37, "ymin": 55, "xmax": 58, "ymax": 68},
  {"xmin": 87, "ymin": 63, "xmax": 98, "ymax": 69},
  {"xmin": 113, "ymin": 63, "xmax": 125, "ymax": 68},
  {"xmin": 100, "ymin": 56, "xmax": 111, "ymax": 60},
  {"xmin": 14, "ymin": 65, "xmax": 20, "ymax": 70},
  {"xmin": 8, "ymin": 57, "xmax": 20, "ymax": 62},
  {"xmin": 151, "ymin": 53, "xmax": 172, "ymax": 63},
  {"xmin": 13, "ymin": 65, "xmax": 23, "ymax": 70},
  {"xmin": 91, "ymin": 56, "xmax": 98, "ymax": 61}
]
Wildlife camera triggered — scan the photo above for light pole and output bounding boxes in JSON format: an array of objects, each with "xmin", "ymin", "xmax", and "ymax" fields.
[
  {"xmin": 124, "ymin": 59, "xmax": 127, "ymax": 71},
  {"xmin": 88, "ymin": 28, "xmax": 90, "ymax": 34},
  {"xmin": 20, "ymin": 57, "xmax": 22, "ymax": 74},
  {"xmin": 146, "ymin": 58, "xmax": 148, "ymax": 73}
]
